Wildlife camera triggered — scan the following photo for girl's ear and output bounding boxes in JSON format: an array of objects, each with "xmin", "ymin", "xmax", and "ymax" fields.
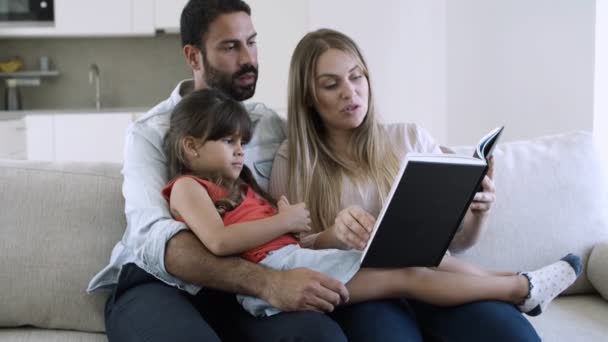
[{"xmin": 182, "ymin": 136, "xmax": 200, "ymax": 158}]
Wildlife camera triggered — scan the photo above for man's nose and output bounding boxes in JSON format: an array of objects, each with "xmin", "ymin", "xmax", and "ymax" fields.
[{"xmin": 239, "ymin": 45, "xmax": 256, "ymax": 66}]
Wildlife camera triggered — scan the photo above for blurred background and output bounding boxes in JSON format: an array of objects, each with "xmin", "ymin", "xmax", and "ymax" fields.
[{"xmin": 0, "ymin": 0, "xmax": 605, "ymax": 162}]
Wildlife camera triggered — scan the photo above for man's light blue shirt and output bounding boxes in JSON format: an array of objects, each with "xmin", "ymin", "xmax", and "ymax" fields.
[{"xmin": 88, "ymin": 80, "xmax": 287, "ymax": 295}]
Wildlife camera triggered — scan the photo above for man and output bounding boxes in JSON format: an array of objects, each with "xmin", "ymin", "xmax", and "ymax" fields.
[
  {"xmin": 89, "ymin": 1, "xmax": 540, "ymax": 341},
  {"xmin": 87, "ymin": 1, "xmax": 395, "ymax": 341}
]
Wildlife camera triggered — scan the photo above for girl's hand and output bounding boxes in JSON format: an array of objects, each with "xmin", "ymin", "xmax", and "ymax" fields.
[
  {"xmin": 277, "ymin": 196, "xmax": 312, "ymax": 233},
  {"xmin": 329, "ymin": 206, "xmax": 376, "ymax": 250}
]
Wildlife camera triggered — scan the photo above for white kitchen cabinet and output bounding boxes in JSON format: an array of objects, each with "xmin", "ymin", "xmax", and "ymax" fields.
[
  {"xmin": 0, "ymin": 118, "xmax": 27, "ymax": 160},
  {"xmin": 154, "ymin": 0, "xmax": 189, "ymax": 33},
  {"xmin": 0, "ymin": 0, "xmax": 154, "ymax": 37},
  {"xmin": 53, "ymin": 113, "xmax": 133, "ymax": 162},
  {"xmin": 24, "ymin": 115, "xmax": 54, "ymax": 161},
  {"xmin": 20, "ymin": 112, "xmax": 141, "ymax": 163},
  {"xmin": 55, "ymin": 0, "xmax": 130, "ymax": 35},
  {"xmin": 132, "ymin": 0, "xmax": 156, "ymax": 35},
  {"xmin": 55, "ymin": 0, "xmax": 154, "ymax": 36}
]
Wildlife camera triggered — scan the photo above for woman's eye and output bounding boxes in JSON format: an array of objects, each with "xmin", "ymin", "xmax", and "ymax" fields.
[
  {"xmin": 352, "ymin": 74, "xmax": 363, "ymax": 80},
  {"xmin": 323, "ymin": 84, "xmax": 337, "ymax": 90}
]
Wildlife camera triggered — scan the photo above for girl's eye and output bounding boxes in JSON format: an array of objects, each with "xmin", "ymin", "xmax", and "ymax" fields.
[
  {"xmin": 323, "ymin": 83, "xmax": 337, "ymax": 90},
  {"xmin": 351, "ymin": 74, "xmax": 363, "ymax": 80}
]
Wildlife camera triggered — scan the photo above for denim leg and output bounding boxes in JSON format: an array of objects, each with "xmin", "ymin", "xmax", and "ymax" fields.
[
  {"xmin": 193, "ymin": 288, "xmax": 348, "ymax": 342},
  {"xmin": 330, "ymin": 299, "xmax": 424, "ymax": 342},
  {"xmin": 409, "ymin": 299, "xmax": 541, "ymax": 342},
  {"xmin": 105, "ymin": 264, "xmax": 220, "ymax": 342}
]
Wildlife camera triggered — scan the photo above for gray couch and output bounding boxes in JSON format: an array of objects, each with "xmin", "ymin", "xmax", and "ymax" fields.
[{"xmin": 1, "ymin": 131, "xmax": 607, "ymax": 341}]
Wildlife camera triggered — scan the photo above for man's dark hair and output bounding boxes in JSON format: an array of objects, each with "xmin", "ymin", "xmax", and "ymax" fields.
[{"xmin": 180, "ymin": 0, "xmax": 251, "ymax": 49}]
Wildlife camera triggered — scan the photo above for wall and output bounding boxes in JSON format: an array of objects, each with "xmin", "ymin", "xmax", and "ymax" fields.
[
  {"xmin": 446, "ymin": 0, "xmax": 596, "ymax": 145},
  {"xmin": 309, "ymin": 0, "xmax": 447, "ymax": 142},
  {"xmin": 595, "ymin": 0, "xmax": 608, "ymax": 162},
  {"xmin": 246, "ymin": 0, "xmax": 309, "ymax": 114},
  {"xmin": 1, "ymin": 0, "xmax": 599, "ymax": 149},
  {"xmin": 0, "ymin": 35, "xmax": 190, "ymax": 110}
]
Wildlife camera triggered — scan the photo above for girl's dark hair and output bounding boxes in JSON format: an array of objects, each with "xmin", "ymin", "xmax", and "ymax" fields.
[
  {"xmin": 164, "ymin": 88, "xmax": 275, "ymax": 215},
  {"xmin": 180, "ymin": 0, "xmax": 251, "ymax": 50}
]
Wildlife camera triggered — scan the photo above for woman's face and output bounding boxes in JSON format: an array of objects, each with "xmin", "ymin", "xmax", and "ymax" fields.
[{"xmin": 312, "ymin": 48, "xmax": 369, "ymax": 133}]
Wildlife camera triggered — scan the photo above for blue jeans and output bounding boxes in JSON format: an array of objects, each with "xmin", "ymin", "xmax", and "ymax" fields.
[
  {"xmin": 407, "ymin": 299, "xmax": 541, "ymax": 341},
  {"xmin": 330, "ymin": 299, "xmax": 540, "ymax": 342},
  {"xmin": 105, "ymin": 264, "xmax": 540, "ymax": 341}
]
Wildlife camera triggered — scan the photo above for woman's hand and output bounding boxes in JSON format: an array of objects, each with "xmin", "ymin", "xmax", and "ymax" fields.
[
  {"xmin": 469, "ymin": 156, "xmax": 496, "ymax": 215},
  {"xmin": 451, "ymin": 156, "xmax": 496, "ymax": 252},
  {"xmin": 277, "ymin": 196, "xmax": 312, "ymax": 233},
  {"xmin": 328, "ymin": 206, "xmax": 376, "ymax": 250}
]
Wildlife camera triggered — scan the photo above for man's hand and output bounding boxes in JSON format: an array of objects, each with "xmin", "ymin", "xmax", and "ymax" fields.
[
  {"xmin": 469, "ymin": 156, "xmax": 496, "ymax": 215},
  {"xmin": 262, "ymin": 268, "xmax": 349, "ymax": 313},
  {"xmin": 329, "ymin": 206, "xmax": 376, "ymax": 250}
]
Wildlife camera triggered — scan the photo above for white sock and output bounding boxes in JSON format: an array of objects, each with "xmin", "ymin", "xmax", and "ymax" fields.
[{"xmin": 517, "ymin": 253, "xmax": 582, "ymax": 316}]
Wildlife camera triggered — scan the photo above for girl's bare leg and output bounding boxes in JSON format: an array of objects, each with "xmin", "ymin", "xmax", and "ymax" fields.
[
  {"xmin": 438, "ymin": 254, "xmax": 515, "ymax": 277},
  {"xmin": 344, "ymin": 254, "xmax": 581, "ymax": 316},
  {"xmin": 345, "ymin": 267, "xmax": 528, "ymax": 307}
]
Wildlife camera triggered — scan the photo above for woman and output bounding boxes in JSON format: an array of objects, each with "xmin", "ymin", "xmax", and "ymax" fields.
[{"xmin": 270, "ymin": 28, "xmax": 542, "ymax": 341}]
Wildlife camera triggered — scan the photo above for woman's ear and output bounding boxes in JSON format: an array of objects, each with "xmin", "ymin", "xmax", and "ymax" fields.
[{"xmin": 182, "ymin": 136, "xmax": 200, "ymax": 158}]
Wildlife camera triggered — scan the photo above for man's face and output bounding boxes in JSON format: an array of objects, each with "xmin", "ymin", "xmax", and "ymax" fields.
[{"xmin": 202, "ymin": 12, "xmax": 258, "ymax": 101}]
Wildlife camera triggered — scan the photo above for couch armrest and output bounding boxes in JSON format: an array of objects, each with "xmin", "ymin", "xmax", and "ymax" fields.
[{"xmin": 588, "ymin": 242, "xmax": 608, "ymax": 301}]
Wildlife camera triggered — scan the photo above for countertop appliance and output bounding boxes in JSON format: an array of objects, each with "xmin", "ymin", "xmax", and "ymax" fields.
[{"xmin": 0, "ymin": 0, "xmax": 54, "ymax": 26}]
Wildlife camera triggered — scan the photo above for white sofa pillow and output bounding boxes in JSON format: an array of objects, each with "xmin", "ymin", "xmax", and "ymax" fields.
[
  {"xmin": 588, "ymin": 242, "xmax": 608, "ymax": 300},
  {"xmin": 452, "ymin": 131, "xmax": 608, "ymax": 295},
  {"xmin": 0, "ymin": 161, "xmax": 124, "ymax": 332}
]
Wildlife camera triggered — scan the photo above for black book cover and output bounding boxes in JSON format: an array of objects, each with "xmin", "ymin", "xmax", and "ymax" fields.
[{"xmin": 360, "ymin": 156, "xmax": 487, "ymax": 268}]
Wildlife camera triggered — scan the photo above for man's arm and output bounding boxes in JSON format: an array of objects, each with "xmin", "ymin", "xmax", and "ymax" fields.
[{"xmin": 166, "ymin": 230, "xmax": 348, "ymax": 312}]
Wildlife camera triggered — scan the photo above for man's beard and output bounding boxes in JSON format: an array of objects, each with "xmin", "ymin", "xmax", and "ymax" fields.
[{"xmin": 202, "ymin": 54, "xmax": 258, "ymax": 101}]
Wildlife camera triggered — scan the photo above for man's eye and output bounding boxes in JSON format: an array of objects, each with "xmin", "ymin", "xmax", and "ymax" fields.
[
  {"xmin": 223, "ymin": 44, "xmax": 236, "ymax": 51},
  {"xmin": 248, "ymin": 40, "xmax": 256, "ymax": 46}
]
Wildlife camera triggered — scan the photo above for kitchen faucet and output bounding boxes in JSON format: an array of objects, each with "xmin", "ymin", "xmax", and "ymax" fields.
[{"xmin": 89, "ymin": 64, "xmax": 101, "ymax": 110}]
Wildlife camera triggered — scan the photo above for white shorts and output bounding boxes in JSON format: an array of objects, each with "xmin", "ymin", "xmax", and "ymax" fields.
[{"xmin": 237, "ymin": 244, "xmax": 362, "ymax": 317}]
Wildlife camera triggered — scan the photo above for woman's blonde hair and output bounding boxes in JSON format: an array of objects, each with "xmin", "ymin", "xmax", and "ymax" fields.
[{"xmin": 287, "ymin": 28, "xmax": 401, "ymax": 232}]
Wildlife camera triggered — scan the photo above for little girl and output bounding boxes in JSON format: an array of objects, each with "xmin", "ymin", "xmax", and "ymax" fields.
[{"xmin": 162, "ymin": 88, "xmax": 581, "ymax": 317}]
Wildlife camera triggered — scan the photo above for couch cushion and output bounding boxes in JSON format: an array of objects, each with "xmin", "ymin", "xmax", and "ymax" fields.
[
  {"xmin": 527, "ymin": 295, "xmax": 608, "ymax": 342},
  {"xmin": 452, "ymin": 131, "xmax": 608, "ymax": 294},
  {"xmin": 0, "ymin": 328, "xmax": 106, "ymax": 342},
  {"xmin": 588, "ymin": 242, "xmax": 608, "ymax": 300},
  {"xmin": 0, "ymin": 160, "xmax": 125, "ymax": 333}
]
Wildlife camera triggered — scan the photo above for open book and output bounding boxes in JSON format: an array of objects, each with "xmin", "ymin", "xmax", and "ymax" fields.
[{"xmin": 359, "ymin": 126, "xmax": 504, "ymax": 268}]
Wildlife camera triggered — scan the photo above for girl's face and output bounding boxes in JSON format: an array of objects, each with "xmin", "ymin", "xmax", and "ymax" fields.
[
  {"xmin": 312, "ymin": 48, "xmax": 369, "ymax": 134},
  {"xmin": 187, "ymin": 134, "xmax": 245, "ymax": 181}
]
